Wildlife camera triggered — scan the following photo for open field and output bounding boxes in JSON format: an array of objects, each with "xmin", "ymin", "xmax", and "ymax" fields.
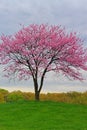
[{"xmin": 0, "ymin": 101, "xmax": 87, "ymax": 130}]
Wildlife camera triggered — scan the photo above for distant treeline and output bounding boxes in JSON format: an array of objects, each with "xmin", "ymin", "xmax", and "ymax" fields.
[{"xmin": 0, "ymin": 88, "xmax": 87, "ymax": 104}]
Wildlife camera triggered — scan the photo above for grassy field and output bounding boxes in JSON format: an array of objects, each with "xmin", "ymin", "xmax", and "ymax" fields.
[{"xmin": 0, "ymin": 101, "xmax": 87, "ymax": 130}]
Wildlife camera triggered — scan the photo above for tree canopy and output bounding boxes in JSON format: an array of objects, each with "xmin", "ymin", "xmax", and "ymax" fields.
[{"xmin": 0, "ymin": 24, "xmax": 87, "ymax": 100}]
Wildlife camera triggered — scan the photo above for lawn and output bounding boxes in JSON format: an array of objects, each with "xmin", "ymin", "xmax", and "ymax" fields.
[{"xmin": 0, "ymin": 101, "xmax": 87, "ymax": 130}]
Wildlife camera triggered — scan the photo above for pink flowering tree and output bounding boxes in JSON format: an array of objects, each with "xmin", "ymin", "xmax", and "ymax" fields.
[{"xmin": 0, "ymin": 24, "xmax": 87, "ymax": 100}]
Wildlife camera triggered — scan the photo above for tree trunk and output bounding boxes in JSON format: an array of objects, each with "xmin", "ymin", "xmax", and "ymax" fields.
[
  {"xmin": 35, "ymin": 90, "xmax": 40, "ymax": 101},
  {"xmin": 33, "ymin": 73, "xmax": 45, "ymax": 101},
  {"xmin": 33, "ymin": 78, "xmax": 40, "ymax": 101}
]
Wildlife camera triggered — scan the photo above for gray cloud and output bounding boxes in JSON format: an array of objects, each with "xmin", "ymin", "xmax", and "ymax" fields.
[{"xmin": 0, "ymin": 0, "xmax": 87, "ymax": 33}]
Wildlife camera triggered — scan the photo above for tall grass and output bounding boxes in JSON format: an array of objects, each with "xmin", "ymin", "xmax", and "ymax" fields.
[{"xmin": 0, "ymin": 88, "xmax": 87, "ymax": 104}]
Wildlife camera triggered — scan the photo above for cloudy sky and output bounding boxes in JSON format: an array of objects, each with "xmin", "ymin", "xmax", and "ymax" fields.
[{"xmin": 0, "ymin": 0, "xmax": 87, "ymax": 93}]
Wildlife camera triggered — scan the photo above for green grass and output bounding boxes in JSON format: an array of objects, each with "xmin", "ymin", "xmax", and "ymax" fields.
[{"xmin": 0, "ymin": 101, "xmax": 87, "ymax": 130}]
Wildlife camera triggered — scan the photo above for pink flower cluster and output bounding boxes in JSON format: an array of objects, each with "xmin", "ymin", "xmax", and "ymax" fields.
[{"xmin": 0, "ymin": 24, "xmax": 87, "ymax": 81}]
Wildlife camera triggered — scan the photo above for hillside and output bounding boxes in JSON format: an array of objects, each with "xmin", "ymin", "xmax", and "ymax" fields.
[{"xmin": 0, "ymin": 101, "xmax": 87, "ymax": 130}]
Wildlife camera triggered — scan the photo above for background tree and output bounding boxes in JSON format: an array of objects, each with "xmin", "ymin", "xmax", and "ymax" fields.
[{"xmin": 0, "ymin": 24, "xmax": 87, "ymax": 100}]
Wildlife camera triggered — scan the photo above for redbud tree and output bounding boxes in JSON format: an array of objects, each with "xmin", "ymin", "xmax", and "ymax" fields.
[{"xmin": 0, "ymin": 24, "xmax": 87, "ymax": 100}]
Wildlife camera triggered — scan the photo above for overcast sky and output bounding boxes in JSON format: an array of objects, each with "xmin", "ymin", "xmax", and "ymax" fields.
[{"xmin": 0, "ymin": 0, "xmax": 87, "ymax": 93}]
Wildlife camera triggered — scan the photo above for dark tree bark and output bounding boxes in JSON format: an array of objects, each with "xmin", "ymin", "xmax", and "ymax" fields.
[
  {"xmin": 33, "ymin": 78, "xmax": 40, "ymax": 101},
  {"xmin": 35, "ymin": 90, "xmax": 40, "ymax": 101}
]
